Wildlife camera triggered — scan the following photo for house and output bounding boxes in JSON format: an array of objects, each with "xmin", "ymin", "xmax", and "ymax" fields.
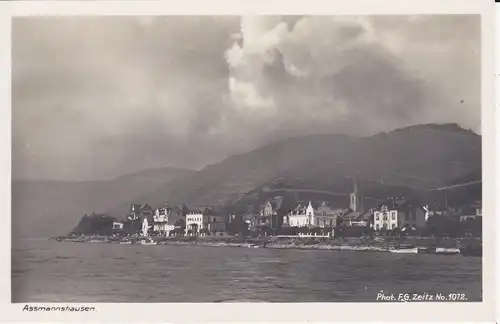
[
  {"xmin": 312, "ymin": 202, "xmax": 344, "ymax": 228},
  {"xmin": 340, "ymin": 209, "xmax": 373, "ymax": 227},
  {"xmin": 153, "ymin": 204, "xmax": 184, "ymax": 236},
  {"xmin": 459, "ymin": 202, "xmax": 482, "ymax": 222},
  {"xmin": 185, "ymin": 208, "xmax": 227, "ymax": 236},
  {"xmin": 424, "ymin": 205, "xmax": 454, "ymax": 219},
  {"xmin": 373, "ymin": 205, "xmax": 398, "ymax": 230},
  {"xmin": 242, "ymin": 209, "xmax": 257, "ymax": 231},
  {"xmin": 128, "ymin": 203, "xmax": 155, "ymax": 234},
  {"xmin": 128, "ymin": 203, "xmax": 154, "ymax": 219},
  {"xmin": 357, "ymin": 210, "xmax": 374, "ymax": 227},
  {"xmin": 257, "ymin": 196, "xmax": 285, "ymax": 230},
  {"xmin": 373, "ymin": 198, "xmax": 426, "ymax": 231},
  {"xmin": 112, "ymin": 221, "xmax": 124, "ymax": 230},
  {"xmin": 287, "ymin": 202, "xmax": 313, "ymax": 227},
  {"xmin": 286, "ymin": 201, "xmax": 342, "ymax": 228}
]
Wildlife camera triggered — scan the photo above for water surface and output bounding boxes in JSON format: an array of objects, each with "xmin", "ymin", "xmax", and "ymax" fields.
[{"xmin": 12, "ymin": 238, "xmax": 482, "ymax": 302}]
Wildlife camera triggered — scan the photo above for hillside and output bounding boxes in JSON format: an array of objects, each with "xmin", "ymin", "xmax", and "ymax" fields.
[
  {"xmin": 111, "ymin": 123, "xmax": 481, "ymax": 216},
  {"xmin": 108, "ymin": 134, "xmax": 355, "ymax": 215},
  {"xmin": 12, "ymin": 167, "xmax": 194, "ymax": 240},
  {"xmin": 14, "ymin": 123, "xmax": 481, "ymax": 239}
]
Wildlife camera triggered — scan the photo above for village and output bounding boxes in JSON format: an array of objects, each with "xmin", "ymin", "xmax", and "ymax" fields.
[{"xmin": 66, "ymin": 179, "xmax": 482, "ymax": 255}]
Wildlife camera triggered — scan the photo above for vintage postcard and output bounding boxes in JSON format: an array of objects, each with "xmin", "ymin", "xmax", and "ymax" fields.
[{"xmin": 0, "ymin": 0, "xmax": 496, "ymax": 322}]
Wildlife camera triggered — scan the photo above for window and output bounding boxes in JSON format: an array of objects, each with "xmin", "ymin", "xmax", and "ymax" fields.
[
  {"xmin": 330, "ymin": 219, "xmax": 333, "ymax": 226},
  {"xmin": 383, "ymin": 213, "xmax": 388, "ymax": 221},
  {"xmin": 376, "ymin": 214, "xmax": 379, "ymax": 221},
  {"xmin": 391, "ymin": 212, "xmax": 396, "ymax": 220}
]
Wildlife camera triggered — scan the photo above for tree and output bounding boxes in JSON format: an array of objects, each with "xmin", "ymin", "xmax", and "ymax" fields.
[
  {"xmin": 425, "ymin": 215, "xmax": 462, "ymax": 237},
  {"xmin": 390, "ymin": 227, "xmax": 402, "ymax": 238},
  {"xmin": 211, "ymin": 218, "xmax": 218, "ymax": 236},
  {"xmin": 70, "ymin": 213, "xmax": 117, "ymax": 236},
  {"xmin": 461, "ymin": 217, "xmax": 482, "ymax": 238}
]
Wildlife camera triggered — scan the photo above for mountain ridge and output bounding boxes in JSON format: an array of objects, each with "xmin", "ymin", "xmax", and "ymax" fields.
[
  {"xmin": 12, "ymin": 123, "xmax": 482, "ymax": 239},
  {"xmin": 109, "ymin": 123, "xmax": 481, "ymax": 216}
]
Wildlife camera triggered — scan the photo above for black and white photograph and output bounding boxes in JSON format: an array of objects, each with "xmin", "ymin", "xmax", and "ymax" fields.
[{"xmin": 3, "ymin": 0, "xmax": 497, "ymax": 322}]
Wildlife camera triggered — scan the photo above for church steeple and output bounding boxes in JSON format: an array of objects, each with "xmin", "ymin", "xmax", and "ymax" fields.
[{"xmin": 349, "ymin": 178, "xmax": 364, "ymax": 213}]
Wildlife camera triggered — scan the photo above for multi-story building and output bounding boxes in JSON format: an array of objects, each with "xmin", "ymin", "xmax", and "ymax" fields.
[
  {"xmin": 373, "ymin": 205, "xmax": 398, "ymax": 230},
  {"xmin": 286, "ymin": 201, "xmax": 341, "ymax": 228},
  {"xmin": 185, "ymin": 208, "xmax": 227, "ymax": 236},
  {"xmin": 257, "ymin": 196, "xmax": 284, "ymax": 230},
  {"xmin": 287, "ymin": 202, "xmax": 314, "ymax": 227},
  {"xmin": 153, "ymin": 204, "xmax": 184, "ymax": 236},
  {"xmin": 129, "ymin": 203, "xmax": 154, "ymax": 234},
  {"xmin": 373, "ymin": 198, "xmax": 426, "ymax": 231}
]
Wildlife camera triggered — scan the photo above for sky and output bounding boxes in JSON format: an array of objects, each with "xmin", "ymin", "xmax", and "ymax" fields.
[{"xmin": 12, "ymin": 15, "xmax": 481, "ymax": 181}]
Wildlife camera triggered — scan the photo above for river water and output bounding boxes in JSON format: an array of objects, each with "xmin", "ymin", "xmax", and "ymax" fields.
[{"xmin": 12, "ymin": 238, "xmax": 482, "ymax": 302}]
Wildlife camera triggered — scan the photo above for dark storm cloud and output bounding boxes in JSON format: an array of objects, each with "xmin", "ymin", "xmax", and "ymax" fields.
[{"xmin": 12, "ymin": 15, "xmax": 480, "ymax": 180}]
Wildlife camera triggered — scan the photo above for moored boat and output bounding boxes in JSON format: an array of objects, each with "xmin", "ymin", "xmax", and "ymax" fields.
[
  {"xmin": 139, "ymin": 239, "xmax": 157, "ymax": 245},
  {"xmin": 435, "ymin": 247, "xmax": 460, "ymax": 255},
  {"xmin": 417, "ymin": 247, "xmax": 437, "ymax": 254},
  {"xmin": 119, "ymin": 241, "xmax": 132, "ymax": 245},
  {"xmin": 390, "ymin": 247, "xmax": 419, "ymax": 254}
]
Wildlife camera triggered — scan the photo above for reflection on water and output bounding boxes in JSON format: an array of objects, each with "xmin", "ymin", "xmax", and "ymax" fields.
[{"xmin": 12, "ymin": 238, "xmax": 482, "ymax": 302}]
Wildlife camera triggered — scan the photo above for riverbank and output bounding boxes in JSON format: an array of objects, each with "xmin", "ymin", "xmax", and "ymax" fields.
[{"xmin": 51, "ymin": 235, "xmax": 481, "ymax": 254}]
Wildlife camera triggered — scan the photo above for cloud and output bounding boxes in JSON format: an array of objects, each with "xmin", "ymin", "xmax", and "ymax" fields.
[
  {"xmin": 223, "ymin": 15, "xmax": 480, "ymax": 136},
  {"xmin": 12, "ymin": 15, "xmax": 480, "ymax": 180}
]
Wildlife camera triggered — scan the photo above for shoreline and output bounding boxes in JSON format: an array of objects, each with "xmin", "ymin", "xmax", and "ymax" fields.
[{"xmin": 51, "ymin": 235, "xmax": 481, "ymax": 255}]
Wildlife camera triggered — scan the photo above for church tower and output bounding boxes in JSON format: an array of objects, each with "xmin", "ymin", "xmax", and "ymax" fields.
[{"xmin": 349, "ymin": 178, "xmax": 364, "ymax": 213}]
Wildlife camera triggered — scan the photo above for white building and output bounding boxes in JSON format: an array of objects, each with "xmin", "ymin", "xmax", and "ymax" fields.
[
  {"xmin": 287, "ymin": 202, "xmax": 314, "ymax": 227},
  {"xmin": 112, "ymin": 221, "xmax": 124, "ymax": 230},
  {"xmin": 153, "ymin": 205, "xmax": 183, "ymax": 236},
  {"xmin": 373, "ymin": 205, "xmax": 398, "ymax": 230},
  {"xmin": 373, "ymin": 199, "xmax": 426, "ymax": 231},
  {"xmin": 185, "ymin": 210, "xmax": 226, "ymax": 236},
  {"xmin": 185, "ymin": 212, "xmax": 204, "ymax": 235},
  {"xmin": 286, "ymin": 201, "xmax": 340, "ymax": 228}
]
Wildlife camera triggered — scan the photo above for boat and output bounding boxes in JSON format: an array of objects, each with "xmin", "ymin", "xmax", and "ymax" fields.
[
  {"xmin": 119, "ymin": 241, "xmax": 132, "ymax": 245},
  {"xmin": 435, "ymin": 247, "xmax": 460, "ymax": 255},
  {"xmin": 390, "ymin": 247, "xmax": 419, "ymax": 254},
  {"xmin": 139, "ymin": 239, "xmax": 157, "ymax": 246},
  {"xmin": 418, "ymin": 247, "xmax": 437, "ymax": 254}
]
